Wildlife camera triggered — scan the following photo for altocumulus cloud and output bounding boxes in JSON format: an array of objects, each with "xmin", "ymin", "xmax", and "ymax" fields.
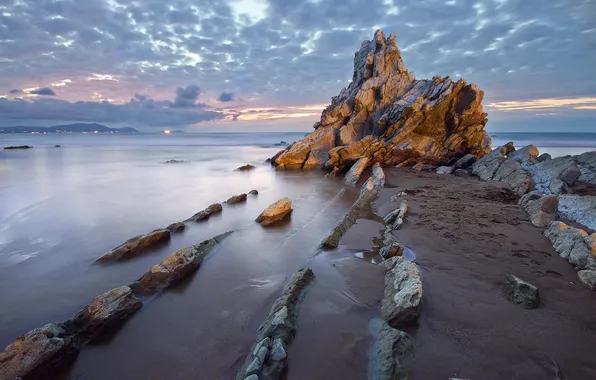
[{"xmin": 0, "ymin": 0, "xmax": 594, "ymax": 129}]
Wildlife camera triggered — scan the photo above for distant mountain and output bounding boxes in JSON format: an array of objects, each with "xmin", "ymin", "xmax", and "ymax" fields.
[{"xmin": 0, "ymin": 123, "xmax": 139, "ymax": 134}]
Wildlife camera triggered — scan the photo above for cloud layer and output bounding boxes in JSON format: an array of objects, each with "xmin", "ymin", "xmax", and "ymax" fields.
[{"xmin": 0, "ymin": 0, "xmax": 594, "ymax": 130}]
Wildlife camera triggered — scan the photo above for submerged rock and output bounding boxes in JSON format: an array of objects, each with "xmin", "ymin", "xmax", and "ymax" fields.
[
  {"xmin": 578, "ymin": 270, "xmax": 596, "ymax": 290},
  {"xmin": 0, "ymin": 322, "xmax": 80, "ymax": 380},
  {"xmin": 96, "ymin": 229, "xmax": 171, "ymax": 262},
  {"xmin": 226, "ymin": 193, "xmax": 248, "ymax": 204},
  {"xmin": 255, "ymin": 198, "xmax": 293, "ymax": 226},
  {"xmin": 4, "ymin": 145, "xmax": 33, "ymax": 150},
  {"xmin": 505, "ymin": 274, "xmax": 540, "ymax": 309},
  {"xmin": 186, "ymin": 203, "xmax": 223, "ymax": 222},
  {"xmin": 236, "ymin": 164, "xmax": 256, "ymax": 171},
  {"xmin": 344, "ymin": 156, "xmax": 370, "ymax": 185},
  {"xmin": 272, "ymin": 30, "xmax": 490, "ymax": 171},
  {"xmin": 130, "ymin": 231, "xmax": 233, "ymax": 295},
  {"xmin": 71, "ymin": 286, "xmax": 143, "ymax": 344},
  {"xmin": 382, "ymin": 256, "xmax": 422, "ymax": 327},
  {"xmin": 236, "ymin": 268, "xmax": 315, "ymax": 380},
  {"xmin": 369, "ymin": 319, "xmax": 413, "ymax": 380}
]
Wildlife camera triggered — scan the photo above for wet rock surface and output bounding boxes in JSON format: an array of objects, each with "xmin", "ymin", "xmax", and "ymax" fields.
[
  {"xmin": 130, "ymin": 231, "xmax": 233, "ymax": 295},
  {"xmin": 96, "ymin": 229, "xmax": 171, "ymax": 263},
  {"xmin": 344, "ymin": 156, "xmax": 370, "ymax": 185},
  {"xmin": 185, "ymin": 203, "xmax": 223, "ymax": 222},
  {"xmin": 255, "ymin": 198, "xmax": 293, "ymax": 226},
  {"xmin": 225, "ymin": 193, "xmax": 248, "ymax": 204},
  {"xmin": 236, "ymin": 164, "xmax": 256, "ymax": 171},
  {"xmin": 368, "ymin": 319, "xmax": 413, "ymax": 380},
  {"xmin": 165, "ymin": 222, "xmax": 186, "ymax": 233},
  {"xmin": 505, "ymin": 274, "xmax": 540, "ymax": 309},
  {"xmin": 236, "ymin": 268, "xmax": 315, "ymax": 380},
  {"xmin": 382, "ymin": 256, "xmax": 422, "ymax": 327},
  {"xmin": 272, "ymin": 30, "xmax": 490, "ymax": 171}
]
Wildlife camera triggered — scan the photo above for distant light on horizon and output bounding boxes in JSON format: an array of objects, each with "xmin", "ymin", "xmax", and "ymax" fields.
[{"xmin": 164, "ymin": 129, "xmax": 171, "ymax": 134}]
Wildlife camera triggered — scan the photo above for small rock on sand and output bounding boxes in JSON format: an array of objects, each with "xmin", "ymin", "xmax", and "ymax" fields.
[
  {"xmin": 255, "ymin": 198, "xmax": 292, "ymax": 226},
  {"xmin": 226, "ymin": 193, "xmax": 248, "ymax": 204},
  {"xmin": 382, "ymin": 256, "xmax": 422, "ymax": 327},
  {"xmin": 236, "ymin": 164, "xmax": 256, "ymax": 171},
  {"xmin": 505, "ymin": 274, "xmax": 540, "ymax": 309},
  {"xmin": 578, "ymin": 270, "xmax": 596, "ymax": 290}
]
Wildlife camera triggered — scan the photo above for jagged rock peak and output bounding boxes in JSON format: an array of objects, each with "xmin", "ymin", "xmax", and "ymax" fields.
[{"xmin": 273, "ymin": 29, "xmax": 491, "ymax": 170}]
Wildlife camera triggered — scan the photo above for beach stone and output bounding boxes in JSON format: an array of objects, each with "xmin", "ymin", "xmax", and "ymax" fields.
[
  {"xmin": 371, "ymin": 320, "xmax": 413, "ymax": 380},
  {"xmin": 505, "ymin": 274, "xmax": 540, "ymax": 309},
  {"xmin": 453, "ymin": 168, "xmax": 470, "ymax": 177},
  {"xmin": 0, "ymin": 322, "xmax": 80, "ymax": 380},
  {"xmin": 578, "ymin": 270, "xmax": 596, "ymax": 290},
  {"xmin": 249, "ymin": 189, "xmax": 259, "ymax": 195},
  {"xmin": 96, "ymin": 229, "xmax": 171, "ymax": 262},
  {"xmin": 557, "ymin": 195, "xmax": 596, "ymax": 230},
  {"xmin": 226, "ymin": 193, "xmax": 248, "ymax": 204},
  {"xmin": 382, "ymin": 256, "xmax": 422, "ymax": 327},
  {"xmin": 472, "ymin": 142, "xmax": 515, "ymax": 181},
  {"xmin": 454, "ymin": 154, "xmax": 477, "ymax": 169},
  {"xmin": 71, "ymin": 286, "xmax": 143, "ymax": 344},
  {"xmin": 130, "ymin": 231, "xmax": 233, "ymax": 295},
  {"xmin": 436, "ymin": 166, "xmax": 454, "ymax": 175},
  {"xmin": 236, "ymin": 164, "xmax": 256, "ymax": 171},
  {"xmin": 255, "ymin": 198, "xmax": 293, "ymax": 226},
  {"xmin": 165, "ymin": 222, "xmax": 186, "ymax": 233},
  {"xmin": 186, "ymin": 203, "xmax": 223, "ymax": 222},
  {"xmin": 344, "ymin": 156, "xmax": 370, "ymax": 185}
]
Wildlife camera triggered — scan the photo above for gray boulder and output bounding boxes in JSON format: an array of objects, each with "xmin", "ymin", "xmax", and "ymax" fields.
[
  {"xmin": 186, "ymin": 203, "xmax": 223, "ymax": 222},
  {"xmin": 369, "ymin": 319, "xmax": 413, "ymax": 380},
  {"xmin": 165, "ymin": 222, "xmax": 186, "ymax": 233},
  {"xmin": 557, "ymin": 195, "xmax": 596, "ymax": 230},
  {"xmin": 454, "ymin": 168, "xmax": 470, "ymax": 177},
  {"xmin": 574, "ymin": 151, "xmax": 596, "ymax": 171},
  {"xmin": 492, "ymin": 158, "xmax": 534, "ymax": 196},
  {"xmin": 130, "ymin": 231, "xmax": 232, "ymax": 295},
  {"xmin": 382, "ymin": 256, "xmax": 422, "ymax": 327},
  {"xmin": 226, "ymin": 193, "xmax": 248, "ymax": 204},
  {"xmin": 519, "ymin": 191, "xmax": 558, "ymax": 227},
  {"xmin": 505, "ymin": 274, "xmax": 540, "ymax": 309},
  {"xmin": 454, "ymin": 154, "xmax": 477, "ymax": 169},
  {"xmin": 436, "ymin": 166, "xmax": 454, "ymax": 175},
  {"xmin": 578, "ymin": 270, "xmax": 596, "ymax": 290},
  {"xmin": 508, "ymin": 144, "xmax": 539, "ymax": 166},
  {"xmin": 344, "ymin": 156, "xmax": 370, "ymax": 185},
  {"xmin": 526, "ymin": 155, "xmax": 581, "ymax": 194},
  {"xmin": 255, "ymin": 198, "xmax": 293, "ymax": 226},
  {"xmin": 96, "ymin": 229, "xmax": 171, "ymax": 263},
  {"xmin": 472, "ymin": 142, "xmax": 515, "ymax": 181}
]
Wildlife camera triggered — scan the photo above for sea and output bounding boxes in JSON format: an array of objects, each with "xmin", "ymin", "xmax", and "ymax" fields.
[{"xmin": 0, "ymin": 131, "xmax": 595, "ymax": 379}]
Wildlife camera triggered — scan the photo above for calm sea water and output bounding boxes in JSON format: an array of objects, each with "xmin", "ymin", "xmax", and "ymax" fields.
[{"xmin": 0, "ymin": 131, "xmax": 595, "ymax": 379}]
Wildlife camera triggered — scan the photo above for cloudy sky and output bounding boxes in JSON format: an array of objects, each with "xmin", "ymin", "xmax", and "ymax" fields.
[{"xmin": 0, "ymin": 0, "xmax": 595, "ymax": 132}]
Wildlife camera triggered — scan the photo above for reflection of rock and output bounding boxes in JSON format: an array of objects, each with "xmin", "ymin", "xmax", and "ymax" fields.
[
  {"xmin": 255, "ymin": 198, "xmax": 293, "ymax": 226},
  {"xmin": 557, "ymin": 195, "xmax": 596, "ymax": 230},
  {"xmin": 382, "ymin": 256, "xmax": 422, "ymax": 327},
  {"xmin": 236, "ymin": 164, "xmax": 256, "ymax": 171},
  {"xmin": 505, "ymin": 274, "xmax": 540, "ymax": 309},
  {"xmin": 369, "ymin": 319, "xmax": 413, "ymax": 380},
  {"xmin": 130, "ymin": 231, "xmax": 233, "ymax": 295},
  {"xmin": 186, "ymin": 203, "xmax": 223, "ymax": 222},
  {"xmin": 272, "ymin": 30, "xmax": 490, "ymax": 170},
  {"xmin": 236, "ymin": 268, "xmax": 315, "ymax": 380},
  {"xmin": 4, "ymin": 145, "xmax": 33, "ymax": 150},
  {"xmin": 96, "ymin": 229, "xmax": 171, "ymax": 263},
  {"xmin": 225, "ymin": 193, "xmax": 248, "ymax": 204}
]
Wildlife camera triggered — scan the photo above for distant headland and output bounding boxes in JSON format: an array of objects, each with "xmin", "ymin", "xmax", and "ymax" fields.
[{"xmin": 0, "ymin": 123, "xmax": 139, "ymax": 134}]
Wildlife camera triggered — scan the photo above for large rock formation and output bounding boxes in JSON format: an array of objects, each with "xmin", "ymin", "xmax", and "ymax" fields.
[{"xmin": 272, "ymin": 30, "xmax": 490, "ymax": 170}]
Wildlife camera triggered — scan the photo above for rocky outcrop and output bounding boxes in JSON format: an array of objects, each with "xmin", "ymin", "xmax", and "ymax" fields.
[
  {"xmin": 505, "ymin": 274, "xmax": 540, "ymax": 309},
  {"xmin": 185, "ymin": 203, "xmax": 223, "ymax": 222},
  {"xmin": 518, "ymin": 191, "xmax": 558, "ymax": 228},
  {"xmin": 255, "ymin": 198, "xmax": 293, "ymax": 226},
  {"xmin": 96, "ymin": 229, "xmax": 171, "ymax": 263},
  {"xmin": 321, "ymin": 165, "xmax": 385, "ymax": 249},
  {"xmin": 382, "ymin": 256, "xmax": 422, "ymax": 327},
  {"xmin": 225, "ymin": 193, "xmax": 248, "ymax": 204},
  {"xmin": 236, "ymin": 268, "xmax": 315, "ymax": 380},
  {"xmin": 344, "ymin": 156, "xmax": 370, "ymax": 185},
  {"xmin": 557, "ymin": 195, "xmax": 596, "ymax": 230},
  {"xmin": 131, "ymin": 231, "xmax": 233, "ymax": 295},
  {"xmin": 544, "ymin": 221, "xmax": 596, "ymax": 270},
  {"xmin": 236, "ymin": 164, "xmax": 255, "ymax": 171},
  {"xmin": 272, "ymin": 30, "xmax": 490, "ymax": 171},
  {"xmin": 0, "ymin": 286, "xmax": 142, "ymax": 380},
  {"xmin": 368, "ymin": 319, "xmax": 413, "ymax": 380}
]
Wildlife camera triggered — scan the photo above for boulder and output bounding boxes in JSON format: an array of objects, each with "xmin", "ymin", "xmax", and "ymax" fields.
[
  {"xmin": 382, "ymin": 256, "xmax": 422, "ymax": 327},
  {"xmin": 226, "ymin": 193, "xmax": 248, "ymax": 204},
  {"xmin": 526, "ymin": 155, "xmax": 581, "ymax": 194},
  {"xmin": 436, "ymin": 166, "xmax": 454, "ymax": 175},
  {"xmin": 557, "ymin": 195, "xmax": 596, "ymax": 230},
  {"xmin": 71, "ymin": 286, "xmax": 143, "ymax": 344},
  {"xmin": 505, "ymin": 274, "xmax": 540, "ymax": 309},
  {"xmin": 0, "ymin": 322, "xmax": 80, "ymax": 380},
  {"xmin": 96, "ymin": 229, "xmax": 171, "ymax": 262},
  {"xmin": 130, "ymin": 231, "xmax": 233, "ymax": 295},
  {"xmin": 471, "ymin": 142, "xmax": 515, "ymax": 181},
  {"xmin": 255, "ymin": 198, "xmax": 293, "ymax": 226},
  {"xmin": 4, "ymin": 145, "xmax": 33, "ymax": 149},
  {"xmin": 273, "ymin": 30, "xmax": 490, "ymax": 170},
  {"xmin": 236, "ymin": 268, "xmax": 315, "ymax": 380},
  {"xmin": 165, "ymin": 222, "xmax": 186, "ymax": 233},
  {"xmin": 544, "ymin": 221, "xmax": 596, "ymax": 269},
  {"xmin": 249, "ymin": 189, "xmax": 259, "ymax": 195},
  {"xmin": 519, "ymin": 192, "xmax": 557, "ymax": 228},
  {"xmin": 492, "ymin": 158, "xmax": 534, "ymax": 196},
  {"xmin": 454, "ymin": 154, "xmax": 477, "ymax": 169},
  {"xmin": 574, "ymin": 151, "xmax": 596, "ymax": 171},
  {"xmin": 236, "ymin": 164, "xmax": 256, "ymax": 171},
  {"xmin": 369, "ymin": 319, "xmax": 413, "ymax": 380},
  {"xmin": 578, "ymin": 270, "xmax": 596, "ymax": 290},
  {"xmin": 344, "ymin": 156, "xmax": 370, "ymax": 185},
  {"xmin": 186, "ymin": 203, "xmax": 223, "ymax": 222},
  {"xmin": 508, "ymin": 144, "xmax": 539, "ymax": 166}
]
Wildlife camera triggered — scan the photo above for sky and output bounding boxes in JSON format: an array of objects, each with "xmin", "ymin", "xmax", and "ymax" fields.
[{"xmin": 0, "ymin": 0, "xmax": 595, "ymax": 132}]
